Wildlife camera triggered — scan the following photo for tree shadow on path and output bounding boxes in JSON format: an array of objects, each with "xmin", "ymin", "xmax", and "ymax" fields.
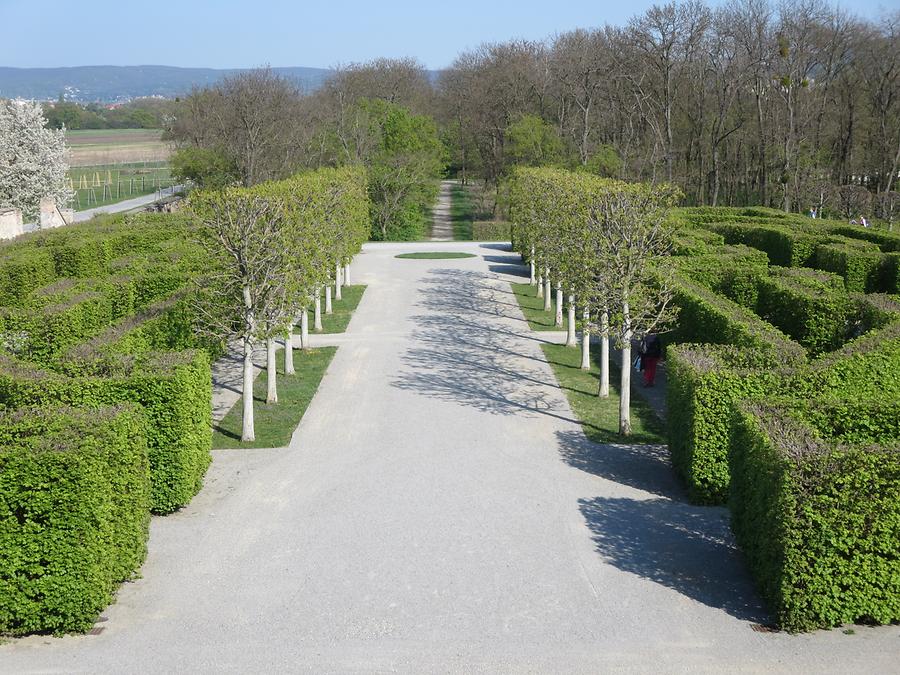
[{"xmin": 579, "ymin": 496, "xmax": 769, "ymax": 623}]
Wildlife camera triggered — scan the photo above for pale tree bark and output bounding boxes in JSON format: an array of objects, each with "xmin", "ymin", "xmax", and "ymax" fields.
[
  {"xmin": 537, "ymin": 266, "xmax": 544, "ymax": 298},
  {"xmin": 266, "ymin": 337, "xmax": 278, "ymax": 404},
  {"xmin": 241, "ymin": 336, "xmax": 255, "ymax": 442},
  {"xmin": 619, "ymin": 301, "xmax": 633, "ymax": 435},
  {"xmin": 530, "ymin": 246, "xmax": 537, "ymax": 285},
  {"xmin": 580, "ymin": 308, "xmax": 591, "ymax": 370},
  {"xmin": 543, "ymin": 269, "xmax": 552, "ymax": 312},
  {"xmin": 300, "ymin": 308, "xmax": 309, "ymax": 350},
  {"xmin": 335, "ymin": 262, "xmax": 343, "ymax": 300},
  {"xmin": 344, "ymin": 261, "xmax": 352, "ymax": 285},
  {"xmin": 325, "ymin": 285, "xmax": 333, "ymax": 314},
  {"xmin": 598, "ymin": 309, "xmax": 610, "ymax": 398},
  {"xmin": 555, "ymin": 283, "xmax": 563, "ymax": 326},
  {"xmin": 284, "ymin": 327, "xmax": 295, "ymax": 375},
  {"xmin": 566, "ymin": 294, "xmax": 577, "ymax": 347},
  {"xmin": 314, "ymin": 289, "xmax": 323, "ymax": 331}
]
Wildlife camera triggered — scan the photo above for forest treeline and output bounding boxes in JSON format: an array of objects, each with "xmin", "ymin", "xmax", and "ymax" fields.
[{"xmin": 161, "ymin": 0, "xmax": 899, "ymax": 235}]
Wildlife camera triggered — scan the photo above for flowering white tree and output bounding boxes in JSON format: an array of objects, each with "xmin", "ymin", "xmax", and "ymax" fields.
[{"xmin": 0, "ymin": 99, "xmax": 73, "ymax": 219}]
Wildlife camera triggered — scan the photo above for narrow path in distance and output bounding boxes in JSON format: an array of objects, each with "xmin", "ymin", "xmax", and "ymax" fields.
[
  {"xmin": 2, "ymin": 242, "xmax": 897, "ymax": 673},
  {"xmin": 428, "ymin": 179, "xmax": 454, "ymax": 241}
]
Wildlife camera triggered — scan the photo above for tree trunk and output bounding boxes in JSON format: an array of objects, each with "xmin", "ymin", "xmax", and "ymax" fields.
[
  {"xmin": 284, "ymin": 328, "xmax": 295, "ymax": 375},
  {"xmin": 619, "ymin": 302, "xmax": 632, "ymax": 435},
  {"xmin": 580, "ymin": 308, "xmax": 590, "ymax": 371},
  {"xmin": 554, "ymin": 283, "xmax": 563, "ymax": 326},
  {"xmin": 530, "ymin": 246, "xmax": 536, "ymax": 285},
  {"xmin": 537, "ymin": 267, "xmax": 544, "ymax": 298},
  {"xmin": 325, "ymin": 286, "xmax": 333, "ymax": 314},
  {"xmin": 335, "ymin": 262, "xmax": 343, "ymax": 300},
  {"xmin": 543, "ymin": 270, "xmax": 552, "ymax": 312},
  {"xmin": 599, "ymin": 309, "xmax": 610, "ymax": 399},
  {"xmin": 344, "ymin": 261, "xmax": 351, "ymax": 286},
  {"xmin": 241, "ymin": 337, "xmax": 255, "ymax": 442},
  {"xmin": 300, "ymin": 308, "xmax": 309, "ymax": 350},
  {"xmin": 314, "ymin": 290, "xmax": 323, "ymax": 331},
  {"xmin": 566, "ymin": 294, "xmax": 577, "ymax": 347},
  {"xmin": 266, "ymin": 337, "xmax": 277, "ymax": 404}
]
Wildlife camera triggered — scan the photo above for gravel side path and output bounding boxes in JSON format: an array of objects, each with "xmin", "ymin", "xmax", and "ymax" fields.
[
  {"xmin": 2, "ymin": 241, "xmax": 897, "ymax": 673},
  {"xmin": 428, "ymin": 180, "xmax": 454, "ymax": 241}
]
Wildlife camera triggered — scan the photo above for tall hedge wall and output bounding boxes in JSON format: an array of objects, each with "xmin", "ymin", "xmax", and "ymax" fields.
[
  {"xmin": 0, "ymin": 405, "xmax": 150, "ymax": 635},
  {"xmin": 730, "ymin": 401, "xmax": 900, "ymax": 632}
]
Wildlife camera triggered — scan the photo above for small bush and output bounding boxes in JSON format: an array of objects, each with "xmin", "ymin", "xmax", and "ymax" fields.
[
  {"xmin": 729, "ymin": 401, "xmax": 900, "ymax": 632},
  {"xmin": 0, "ymin": 405, "xmax": 150, "ymax": 635}
]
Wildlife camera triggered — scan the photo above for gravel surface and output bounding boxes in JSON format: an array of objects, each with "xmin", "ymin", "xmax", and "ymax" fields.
[{"xmin": 3, "ymin": 242, "xmax": 898, "ymax": 674}]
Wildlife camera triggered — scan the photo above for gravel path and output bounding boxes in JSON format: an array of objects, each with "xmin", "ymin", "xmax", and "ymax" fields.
[
  {"xmin": 429, "ymin": 180, "xmax": 454, "ymax": 241},
  {"xmin": 2, "ymin": 242, "xmax": 897, "ymax": 673}
]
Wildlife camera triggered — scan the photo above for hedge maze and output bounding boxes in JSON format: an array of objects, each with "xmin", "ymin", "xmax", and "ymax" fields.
[
  {"xmin": 666, "ymin": 206, "xmax": 900, "ymax": 631},
  {"xmin": 0, "ymin": 212, "xmax": 218, "ymax": 635}
]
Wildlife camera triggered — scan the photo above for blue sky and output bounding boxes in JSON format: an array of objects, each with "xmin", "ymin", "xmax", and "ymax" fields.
[{"xmin": 0, "ymin": 0, "xmax": 894, "ymax": 70}]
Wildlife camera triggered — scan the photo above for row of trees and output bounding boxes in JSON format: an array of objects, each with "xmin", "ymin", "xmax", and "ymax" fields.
[
  {"xmin": 439, "ymin": 0, "xmax": 899, "ymax": 218},
  {"xmin": 189, "ymin": 166, "xmax": 369, "ymax": 441},
  {"xmin": 509, "ymin": 167, "xmax": 680, "ymax": 434},
  {"xmin": 44, "ymin": 97, "xmax": 177, "ymax": 130},
  {"xmin": 168, "ymin": 66, "xmax": 445, "ymax": 240}
]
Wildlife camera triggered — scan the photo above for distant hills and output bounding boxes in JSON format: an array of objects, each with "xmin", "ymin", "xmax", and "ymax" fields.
[{"xmin": 0, "ymin": 65, "xmax": 334, "ymax": 102}]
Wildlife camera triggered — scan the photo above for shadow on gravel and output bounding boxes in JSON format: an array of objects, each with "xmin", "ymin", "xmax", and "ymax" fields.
[
  {"xmin": 392, "ymin": 267, "xmax": 579, "ymax": 421},
  {"xmin": 479, "ymin": 243, "xmax": 512, "ymax": 251},
  {"xmin": 489, "ymin": 263, "xmax": 529, "ymax": 277},
  {"xmin": 556, "ymin": 429, "xmax": 683, "ymax": 500},
  {"xmin": 579, "ymin": 496, "xmax": 769, "ymax": 623}
]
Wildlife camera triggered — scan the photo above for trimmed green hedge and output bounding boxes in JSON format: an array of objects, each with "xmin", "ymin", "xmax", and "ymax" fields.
[
  {"xmin": 730, "ymin": 400, "xmax": 900, "ymax": 632},
  {"xmin": 814, "ymin": 237, "xmax": 885, "ymax": 293},
  {"xmin": 756, "ymin": 270, "xmax": 850, "ymax": 355},
  {"xmin": 666, "ymin": 344, "xmax": 788, "ymax": 504},
  {"xmin": 831, "ymin": 225, "xmax": 900, "ymax": 253},
  {"xmin": 0, "ymin": 351, "xmax": 211, "ymax": 514},
  {"xmin": 670, "ymin": 275, "xmax": 806, "ymax": 362},
  {"xmin": 0, "ymin": 405, "xmax": 150, "ymax": 635},
  {"xmin": 0, "ymin": 249, "xmax": 57, "ymax": 307},
  {"xmin": 706, "ymin": 221, "xmax": 822, "ymax": 267},
  {"xmin": 674, "ymin": 245, "xmax": 768, "ymax": 308},
  {"xmin": 472, "ymin": 220, "xmax": 511, "ymax": 240}
]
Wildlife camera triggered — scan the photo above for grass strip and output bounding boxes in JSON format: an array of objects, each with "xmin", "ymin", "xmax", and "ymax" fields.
[
  {"xmin": 395, "ymin": 252, "xmax": 476, "ymax": 260},
  {"xmin": 318, "ymin": 284, "xmax": 366, "ymax": 334},
  {"xmin": 450, "ymin": 183, "xmax": 475, "ymax": 240},
  {"xmin": 212, "ymin": 346, "xmax": 337, "ymax": 449},
  {"xmin": 542, "ymin": 342, "xmax": 666, "ymax": 445},
  {"xmin": 511, "ymin": 282, "xmax": 562, "ymax": 331}
]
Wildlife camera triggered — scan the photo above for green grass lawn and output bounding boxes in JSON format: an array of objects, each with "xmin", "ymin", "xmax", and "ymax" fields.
[
  {"xmin": 511, "ymin": 282, "xmax": 563, "ymax": 331},
  {"xmin": 450, "ymin": 182, "xmax": 476, "ymax": 240},
  {"xmin": 212, "ymin": 347, "xmax": 337, "ymax": 449},
  {"xmin": 317, "ymin": 284, "xmax": 366, "ymax": 334},
  {"xmin": 395, "ymin": 252, "xmax": 476, "ymax": 260},
  {"xmin": 542, "ymin": 343, "xmax": 666, "ymax": 444}
]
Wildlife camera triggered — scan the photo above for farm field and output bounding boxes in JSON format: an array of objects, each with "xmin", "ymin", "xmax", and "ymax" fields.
[
  {"xmin": 67, "ymin": 161, "xmax": 176, "ymax": 210},
  {"xmin": 65, "ymin": 128, "xmax": 171, "ymax": 167}
]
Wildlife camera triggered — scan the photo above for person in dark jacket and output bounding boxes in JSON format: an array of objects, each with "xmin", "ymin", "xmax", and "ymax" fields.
[{"xmin": 640, "ymin": 334, "xmax": 662, "ymax": 387}]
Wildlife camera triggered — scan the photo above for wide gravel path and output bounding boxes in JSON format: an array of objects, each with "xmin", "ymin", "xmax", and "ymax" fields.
[{"xmin": 3, "ymin": 242, "xmax": 897, "ymax": 673}]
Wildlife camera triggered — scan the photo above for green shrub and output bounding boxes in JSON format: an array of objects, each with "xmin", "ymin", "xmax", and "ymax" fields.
[
  {"xmin": 729, "ymin": 401, "xmax": 900, "ymax": 632},
  {"xmin": 849, "ymin": 293, "xmax": 900, "ymax": 337},
  {"xmin": 672, "ymin": 228, "xmax": 726, "ymax": 256},
  {"xmin": 796, "ymin": 321, "xmax": 900, "ymax": 401},
  {"xmin": 674, "ymin": 245, "xmax": 768, "ymax": 308},
  {"xmin": 666, "ymin": 344, "xmax": 788, "ymax": 504},
  {"xmin": 472, "ymin": 220, "xmax": 511, "ymax": 240},
  {"xmin": 756, "ymin": 271, "xmax": 851, "ymax": 355},
  {"xmin": 814, "ymin": 237, "xmax": 885, "ymax": 292},
  {"xmin": 0, "ymin": 351, "xmax": 212, "ymax": 514},
  {"xmin": 706, "ymin": 222, "xmax": 822, "ymax": 267},
  {"xmin": 0, "ymin": 249, "xmax": 57, "ymax": 307},
  {"xmin": 50, "ymin": 238, "xmax": 113, "ymax": 278},
  {"xmin": 0, "ymin": 405, "xmax": 150, "ymax": 635},
  {"xmin": 831, "ymin": 226, "xmax": 900, "ymax": 253},
  {"xmin": 670, "ymin": 275, "xmax": 806, "ymax": 362}
]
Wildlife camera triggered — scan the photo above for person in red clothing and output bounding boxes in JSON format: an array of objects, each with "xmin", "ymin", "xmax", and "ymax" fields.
[{"xmin": 640, "ymin": 334, "xmax": 662, "ymax": 387}]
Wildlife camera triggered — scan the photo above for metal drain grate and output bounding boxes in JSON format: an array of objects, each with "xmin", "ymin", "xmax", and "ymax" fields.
[
  {"xmin": 87, "ymin": 626, "xmax": 105, "ymax": 635},
  {"xmin": 750, "ymin": 623, "xmax": 778, "ymax": 633}
]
